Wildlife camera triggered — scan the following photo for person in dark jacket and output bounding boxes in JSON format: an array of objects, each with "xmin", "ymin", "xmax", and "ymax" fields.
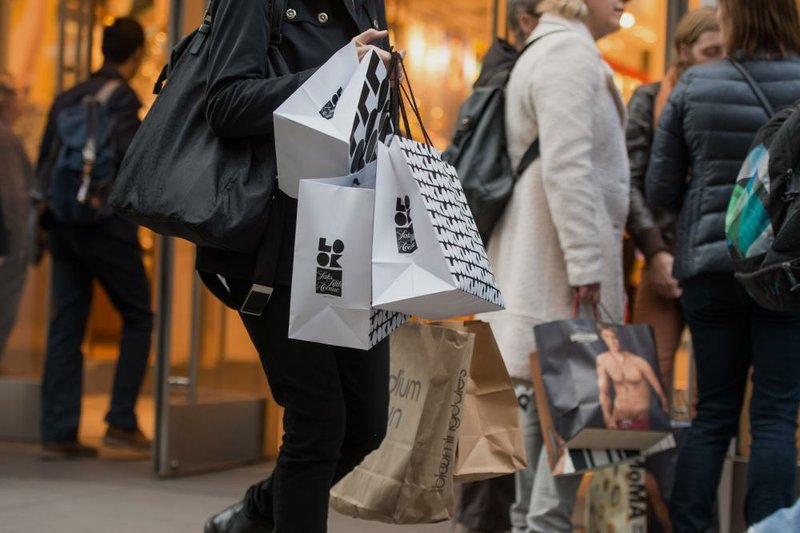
[
  {"xmin": 645, "ymin": 0, "xmax": 800, "ymax": 530},
  {"xmin": 627, "ymin": 6, "xmax": 721, "ymax": 395},
  {"xmin": 0, "ymin": 72, "xmax": 35, "ymax": 362},
  {"xmin": 37, "ymin": 18, "xmax": 154, "ymax": 460},
  {"xmin": 199, "ymin": 2, "xmax": 396, "ymax": 532}
]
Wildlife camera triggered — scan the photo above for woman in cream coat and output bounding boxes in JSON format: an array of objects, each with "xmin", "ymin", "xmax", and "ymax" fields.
[{"xmin": 483, "ymin": 0, "xmax": 630, "ymax": 530}]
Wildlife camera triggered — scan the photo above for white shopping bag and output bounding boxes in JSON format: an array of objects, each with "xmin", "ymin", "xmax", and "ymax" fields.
[
  {"xmin": 274, "ymin": 42, "xmax": 391, "ymax": 199},
  {"xmin": 289, "ymin": 162, "xmax": 407, "ymax": 350},
  {"xmin": 371, "ymin": 136, "xmax": 505, "ymax": 320}
]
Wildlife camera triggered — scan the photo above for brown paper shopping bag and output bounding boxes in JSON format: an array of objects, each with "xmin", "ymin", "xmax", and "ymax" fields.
[
  {"xmin": 330, "ymin": 322, "xmax": 475, "ymax": 524},
  {"xmin": 451, "ymin": 321, "xmax": 527, "ymax": 483}
]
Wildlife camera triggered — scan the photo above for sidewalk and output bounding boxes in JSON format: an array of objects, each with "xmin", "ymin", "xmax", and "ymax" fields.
[{"xmin": 0, "ymin": 442, "xmax": 452, "ymax": 533}]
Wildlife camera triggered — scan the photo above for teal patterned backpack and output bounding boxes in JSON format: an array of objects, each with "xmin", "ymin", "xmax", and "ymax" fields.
[{"xmin": 725, "ymin": 102, "xmax": 800, "ymax": 311}]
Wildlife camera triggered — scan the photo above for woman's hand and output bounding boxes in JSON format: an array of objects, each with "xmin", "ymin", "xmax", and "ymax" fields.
[
  {"xmin": 649, "ymin": 251, "xmax": 682, "ymax": 299},
  {"xmin": 574, "ymin": 283, "xmax": 601, "ymax": 306},
  {"xmin": 351, "ymin": 29, "xmax": 405, "ymax": 83}
]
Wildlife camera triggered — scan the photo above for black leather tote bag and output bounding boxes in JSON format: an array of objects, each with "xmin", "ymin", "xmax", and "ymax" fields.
[{"xmin": 109, "ymin": 0, "xmax": 286, "ymax": 253}]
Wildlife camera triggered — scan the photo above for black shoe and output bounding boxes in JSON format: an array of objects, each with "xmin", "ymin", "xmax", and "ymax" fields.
[
  {"xmin": 204, "ymin": 502, "xmax": 273, "ymax": 533},
  {"xmin": 41, "ymin": 441, "xmax": 99, "ymax": 461},
  {"xmin": 103, "ymin": 425, "xmax": 152, "ymax": 452}
]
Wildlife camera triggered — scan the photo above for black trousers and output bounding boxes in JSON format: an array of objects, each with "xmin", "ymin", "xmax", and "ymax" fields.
[
  {"xmin": 41, "ymin": 218, "xmax": 153, "ymax": 443},
  {"xmin": 238, "ymin": 285, "xmax": 389, "ymax": 533},
  {"xmin": 455, "ymin": 475, "xmax": 515, "ymax": 532}
]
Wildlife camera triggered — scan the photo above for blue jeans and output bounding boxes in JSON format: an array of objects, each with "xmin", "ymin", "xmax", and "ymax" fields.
[
  {"xmin": 671, "ymin": 273, "xmax": 800, "ymax": 532},
  {"xmin": 41, "ymin": 219, "xmax": 153, "ymax": 442}
]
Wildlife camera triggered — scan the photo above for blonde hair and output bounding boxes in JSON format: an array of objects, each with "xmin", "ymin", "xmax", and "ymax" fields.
[
  {"xmin": 537, "ymin": 0, "xmax": 587, "ymax": 20},
  {"xmin": 670, "ymin": 7, "xmax": 720, "ymax": 75}
]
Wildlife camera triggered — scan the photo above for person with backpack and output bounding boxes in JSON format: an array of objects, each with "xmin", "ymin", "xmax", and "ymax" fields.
[
  {"xmin": 0, "ymin": 72, "xmax": 36, "ymax": 362},
  {"xmin": 452, "ymin": 5, "xmax": 542, "ymax": 532},
  {"xmin": 645, "ymin": 0, "xmax": 800, "ymax": 529},
  {"xmin": 195, "ymin": 2, "xmax": 398, "ymax": 532},
  {"xmin": 36, "ymin": 17, "xmax": 153, "ymax": 460},
  {"xmin": 480, "ymin": 0, "xmax": 630, "ymax": 530}
]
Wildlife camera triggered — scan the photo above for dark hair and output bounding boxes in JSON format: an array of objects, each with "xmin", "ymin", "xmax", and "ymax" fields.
[
  {"xmin": 102, "ymin": 17, "xmax": 145, "ymax": 64},
  {"xmin": 508, "ymin": 0, "xmax": 543, "ymax": 42},
  {"xmin": 718, "ymin": 0, "xmax": 800, "ymax": 58}
]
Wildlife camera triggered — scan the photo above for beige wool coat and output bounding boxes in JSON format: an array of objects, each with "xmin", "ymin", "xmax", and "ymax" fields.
[{"xmin": 482, "ymin": 14, "xmax": 630, "ymax": 381}]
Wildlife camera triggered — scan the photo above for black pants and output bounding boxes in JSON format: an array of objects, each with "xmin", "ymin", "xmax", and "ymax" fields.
[
  {"xmin": 41, "ymin": 219, "xmax": 153, "ymax": 443},
  {"xmin": 671, "ymin": 273, "xmax": 800, "ymax": 531},
  {"xmin": 238, "ymin": 285, "xmax": 389, "ymax": 533},
  {"xmin": 455, "ymin": 475, "xmax": 515, "ymax": 532}
]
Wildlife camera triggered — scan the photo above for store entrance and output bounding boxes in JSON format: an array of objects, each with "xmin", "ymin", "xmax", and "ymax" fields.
[{"xmin": 0, "ymin": 0, "xmax": 278, "ymax": 475}]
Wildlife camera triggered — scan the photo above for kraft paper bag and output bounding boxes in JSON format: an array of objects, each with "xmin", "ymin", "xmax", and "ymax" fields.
[
  {"xmin": 274, "ymin": 42, "xmax": 391, "ymax": 198},
  {"xmin": 330, "ymin": 322, "xmax": 475, "ymax": 524},
  {"xmin": 371, "ymin": 136, "xmax": 505, "ymax": 320},
  {"xmin": 288, "ymin": 161, "xmax": 406, "ymax": 349},
  {"xmin": 447, "ymin": 321, "xmax": 527, "ymax": 483}
]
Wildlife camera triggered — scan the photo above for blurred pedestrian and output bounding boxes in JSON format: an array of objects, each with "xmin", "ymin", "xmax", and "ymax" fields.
[
  {"xmin": 628, "ymin": 5, "xmax": 721, "ymax": 398},
  {"xmin": 0, "ymin": 72, "xmax": 35, "ymax": 362},
  {"xmin": 646, "ymin": 0, "xmax": 800, "ymax": 529},
  {"xmin": 625, "ymin": 8, "xmax": 722, "ymax": 531},
  {"xmin": 483, "ymin": 0, "xmax": 631, "ymax": 530},
  {"xmin": 453, "ymin": 3, "xmax": 542, "ymax": 533},
  {"xmin": 37, "ymin": 17, "xmax": 153, "ymax": 460}
]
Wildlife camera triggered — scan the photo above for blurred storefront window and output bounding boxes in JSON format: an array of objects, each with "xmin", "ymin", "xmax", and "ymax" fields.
[{"xmin": 0, "ymin": 0, "xmax": 693, "ymax": 451}]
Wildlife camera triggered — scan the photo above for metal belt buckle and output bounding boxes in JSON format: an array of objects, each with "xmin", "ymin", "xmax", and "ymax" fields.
[{"xmin": 240, "ymin": 284, "xmax": 274, "ymax": 316}]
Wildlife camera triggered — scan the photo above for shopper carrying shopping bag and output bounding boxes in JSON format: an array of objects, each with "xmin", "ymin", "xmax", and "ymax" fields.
[
  {"xmin": 645, "ymin": 0, "xmax": 800, "ymax": 529},
  {"xmin": 111, "ymin": 1, "xmax": 410, "ymax": 532},
  {"xmin": 479, "ymin": 0, "xmax": 633, "ymax": 530}
]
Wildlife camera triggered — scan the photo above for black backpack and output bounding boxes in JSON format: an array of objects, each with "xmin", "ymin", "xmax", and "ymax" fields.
[
  {"xmin": 442, "ymin": 33, "xmax": 560, "ymax": 244},
  {"xmin": 726, "ymin": 101, "xmax": 800, "ymax": 312},
  {"xmin": 47, "ymin": 80, "xmax": 122, "ymax": 224}
]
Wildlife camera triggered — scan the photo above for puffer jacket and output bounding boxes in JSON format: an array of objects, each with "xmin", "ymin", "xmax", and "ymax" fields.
[
  {"xmin": 645, "ymin": 56, "xmax": 800, "ymax": 280},
  {"xmin": 626, "ymin": 81, "xmax": 678, "ymax": 260}
]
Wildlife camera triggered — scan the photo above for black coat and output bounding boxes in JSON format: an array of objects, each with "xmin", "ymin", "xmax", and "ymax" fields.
[
  {"xmin": 645, "ymin": 57, "xmax": 800, "ymax": 280},
  {"xmin": 625, "ymin": 81, "xmax": 678, "ymax": 260},
  {"xmin": 195, "ymin": 0, "xmax": 389, "ymax": 285}
]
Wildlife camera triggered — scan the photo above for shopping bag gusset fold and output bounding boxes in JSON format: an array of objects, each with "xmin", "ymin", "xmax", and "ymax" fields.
[
  {"xmin": 371, "ymin": 136, "xmax": 505, "ymax": 319},
  {"xmin": 274, "ymin": 43, "xmax": 391, "ymax": 199}
]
